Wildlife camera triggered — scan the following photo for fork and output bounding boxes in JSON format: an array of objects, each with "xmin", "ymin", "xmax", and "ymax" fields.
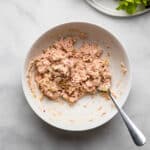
[{"xmin": 108, "ymin": 89, "xmax": 146, "ymax": 146}]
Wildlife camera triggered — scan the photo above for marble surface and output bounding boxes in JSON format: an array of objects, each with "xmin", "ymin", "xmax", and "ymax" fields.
[{"xmin": 0, "ymin": 0, "xmax": 150, "ymax": 149}]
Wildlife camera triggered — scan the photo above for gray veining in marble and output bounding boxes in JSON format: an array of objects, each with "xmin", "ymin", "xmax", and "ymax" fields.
[{"xmin": 0, "ymin": 0, "xmax": 150, "ymax": 149}]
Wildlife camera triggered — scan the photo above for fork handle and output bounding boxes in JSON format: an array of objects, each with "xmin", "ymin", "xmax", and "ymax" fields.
[
  {"xmin": 118, "ymin": 108, "xmax": 146, "ymax": 146},
  {"xmin": 109, "ymin": 92, "xmax": 146, "ymax": 146}
]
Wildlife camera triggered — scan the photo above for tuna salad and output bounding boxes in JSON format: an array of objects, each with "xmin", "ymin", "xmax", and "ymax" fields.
[{"xmin": 27, "ymin": 36, "xmax": 112, "ymax": 103}]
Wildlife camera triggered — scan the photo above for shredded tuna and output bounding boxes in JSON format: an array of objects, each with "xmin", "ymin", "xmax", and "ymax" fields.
[
  {"xmin": 121, "ymin": 62, "xmax": 127, "ymax": 74},
  {"xmin": 27, "ymin": 36, "xmax": 112, "ymax": 103}
]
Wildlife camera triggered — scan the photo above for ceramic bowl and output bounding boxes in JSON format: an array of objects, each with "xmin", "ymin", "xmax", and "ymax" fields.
[
  {"xmin": 22, "ymin": 22, "xmax": 132, "ymax": 131},
  {"xmin": 86, "ymin": 0, "xmax": 150, "ymax": 17}
]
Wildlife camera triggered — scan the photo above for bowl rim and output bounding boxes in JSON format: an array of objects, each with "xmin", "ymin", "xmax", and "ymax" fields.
[{"xmin": 22, "ymin": 21, "xmax": 132, "ymax": 131}]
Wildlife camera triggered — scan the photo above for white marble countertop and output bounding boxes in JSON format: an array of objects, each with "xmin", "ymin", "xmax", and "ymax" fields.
[{"xmin": 0, "ymin": 0, "xmax": 150, "ymax": 149}]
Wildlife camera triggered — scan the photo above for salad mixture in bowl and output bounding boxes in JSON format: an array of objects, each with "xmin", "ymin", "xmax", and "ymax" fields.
[{"xmin": 27, "ymin": 36, "xmax": 111, "ymax": 103}]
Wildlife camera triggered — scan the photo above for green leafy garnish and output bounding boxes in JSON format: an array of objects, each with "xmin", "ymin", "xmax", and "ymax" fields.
[{"xmin": 117, "ymin": 0, "xmax": 150, "ymax": 14}]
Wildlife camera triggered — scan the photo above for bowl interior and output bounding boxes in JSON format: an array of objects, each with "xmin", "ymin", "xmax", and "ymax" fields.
[{"xmin": 22, "ymin": 22, "xmax": 131, "ymax": 131}]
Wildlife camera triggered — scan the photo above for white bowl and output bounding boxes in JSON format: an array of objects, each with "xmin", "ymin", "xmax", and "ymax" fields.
[
  {"xmin": 86, "ymin": 0, "xmax": 150, "ymax": 17},
  {"xmin": 22, "ymin": 22, "xmax": 132, "ymax": 131}
]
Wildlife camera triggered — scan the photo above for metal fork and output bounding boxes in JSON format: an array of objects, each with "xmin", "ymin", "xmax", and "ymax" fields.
[{"xmin": 108, "ymin": 89, "xmax": 146, "ymax": 146}]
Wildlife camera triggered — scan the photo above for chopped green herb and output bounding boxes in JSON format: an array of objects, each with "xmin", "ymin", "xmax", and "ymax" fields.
[{"xmin": 117, "ymin": 0, "xmax": 150, "ymax": 14}]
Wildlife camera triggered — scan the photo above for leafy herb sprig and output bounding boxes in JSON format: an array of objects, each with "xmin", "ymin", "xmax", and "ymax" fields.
[{"xmin": 117, "ymin": 0, "xmax": 150, "ymax": 14}]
